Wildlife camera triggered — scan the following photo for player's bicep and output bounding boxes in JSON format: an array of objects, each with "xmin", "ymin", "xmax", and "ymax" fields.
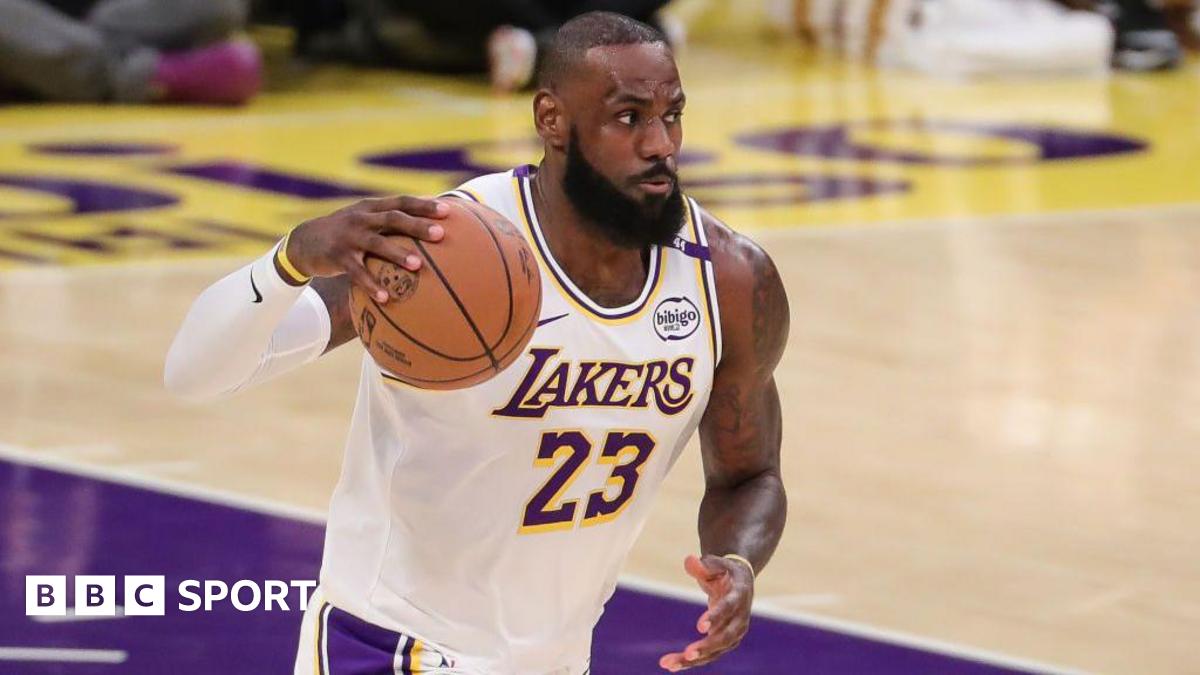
[
  {"xmin": 311, "ymin": 275, "xmax": 358, "ymax": 354},
  {"xmin": 698, "ymin": 216, "xmax": 790, "ymax": 487}
]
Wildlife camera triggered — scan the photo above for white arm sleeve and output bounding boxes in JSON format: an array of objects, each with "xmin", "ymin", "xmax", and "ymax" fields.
[{"xmin": 164, "ymin": 242, "xmax": 333, "ymax": 402}]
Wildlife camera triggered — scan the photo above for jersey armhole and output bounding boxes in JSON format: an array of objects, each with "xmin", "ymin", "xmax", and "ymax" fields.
[
  {"xmin": 438, "ymin": 188, "xmax": 483, "ymax": 204},
  {"xmin": 686, "ymin": 197, "xmax": 723, "ymax": 364}
]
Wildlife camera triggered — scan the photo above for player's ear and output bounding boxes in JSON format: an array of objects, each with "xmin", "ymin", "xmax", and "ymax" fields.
[{"xmin": 533, "ymin": 90, "xmax": 567, "ymax": 152}]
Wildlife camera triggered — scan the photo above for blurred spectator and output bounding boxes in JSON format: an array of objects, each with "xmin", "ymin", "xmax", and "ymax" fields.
[
  {"xmin": 0, "ymin": 0, "xmax": 261, "ymax": 104},
  {"xmin": 1163, "ymin": 0, "xmax": 1200, "ymax": 49},
  {"xmin": 1098, "ymin": 0, "xmax": 1183, "ymax": 70},
  {"xmin": 788, "ymin": 0, "xmax": 1193, "ymax": 75},
  {"xmin": 797, "ymin": 0, "xmax": 1115, "ymax": 77},
  {"xmin": 290, "ymin": 0, "xmax": 681, "ymax": 92}
]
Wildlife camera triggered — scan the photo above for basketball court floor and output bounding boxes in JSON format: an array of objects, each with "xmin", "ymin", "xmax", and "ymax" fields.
[{"xmin": 2, "ymin": 36, "xmax": 1198, "ymax": 674}]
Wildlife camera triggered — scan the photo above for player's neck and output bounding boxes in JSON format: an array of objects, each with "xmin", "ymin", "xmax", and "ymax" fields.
[{"xmin": 531, "ymin": 165, "xmax": 650, "ymax": 309}]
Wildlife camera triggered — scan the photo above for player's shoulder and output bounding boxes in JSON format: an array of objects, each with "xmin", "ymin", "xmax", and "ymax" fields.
[
  {"xmin": 442, "ymin": 167, "xmax": 524, "ymax": 207},
  {"xmin": 695, "ymin": 204, "xmax": 789, "ymax": 366},
  {"xmin": 694, "ymin": 205, "xmax": 780, "ymax": 305}
]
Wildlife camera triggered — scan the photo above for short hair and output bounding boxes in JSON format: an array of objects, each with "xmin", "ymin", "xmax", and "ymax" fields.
[{"xmin": 537, "ymin": 11, "xmax": 668, "ymax": 90}]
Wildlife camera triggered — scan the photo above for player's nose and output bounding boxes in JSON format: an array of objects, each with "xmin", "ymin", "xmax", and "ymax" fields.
[{"xmin": 638, "ymin": 117, "xmax": 675, "ymax": 162}]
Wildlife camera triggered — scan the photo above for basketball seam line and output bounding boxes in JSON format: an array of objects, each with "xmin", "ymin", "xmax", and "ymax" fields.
[
  {"xmin": 412, "ymin": 239, "xmax": 501, "ymax": 372},
  {"xmin": 381, "ymin": 314, "xmax": 538, "ymax": 385},
  {"xmin": 366, "ymin": 293, "xmax": 488, "ymax": 362},
  {"xmin": 459, "ymin": 203, "xmax": 516, "ymax": 349}
]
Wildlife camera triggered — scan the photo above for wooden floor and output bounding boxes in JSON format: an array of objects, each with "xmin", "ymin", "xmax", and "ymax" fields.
[{"xmin": 3, "ymin": 40, "xmax": 1199, "ymax": 674}]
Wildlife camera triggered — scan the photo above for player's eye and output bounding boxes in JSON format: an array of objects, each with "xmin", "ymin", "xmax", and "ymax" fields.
[
  {"xmin": 617, "ymin": 111, "xmax": 637, "ymax": 126},
  {"xmin": 664, "ymin": 110, "xmax": 683, "ymax": 124}
]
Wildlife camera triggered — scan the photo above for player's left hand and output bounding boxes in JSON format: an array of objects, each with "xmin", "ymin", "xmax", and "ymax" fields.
[{"xmin": 658, "ymin": 553, "xmax": 754, "ymax": 671}]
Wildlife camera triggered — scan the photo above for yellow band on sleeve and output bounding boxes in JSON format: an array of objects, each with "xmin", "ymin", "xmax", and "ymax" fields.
[{"xmin": 275, "ymin": 231, "xmax": 311, "ymax": 285}]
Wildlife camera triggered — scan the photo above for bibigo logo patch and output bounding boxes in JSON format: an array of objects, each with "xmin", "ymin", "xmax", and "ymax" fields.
[{"xmin": 653, "ymin": 297, "xmax": 701, "ymax": 341}]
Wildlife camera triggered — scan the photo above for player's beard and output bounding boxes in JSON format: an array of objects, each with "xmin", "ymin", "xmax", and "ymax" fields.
[{"xmin": 562, "ymin": 126, "xmax": 685, "ymax": 249}]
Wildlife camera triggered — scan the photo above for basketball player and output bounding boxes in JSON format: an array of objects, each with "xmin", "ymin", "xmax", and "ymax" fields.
[{"xmin": 165, "ymin": 11, "xmax": 788, "ymax": 674}]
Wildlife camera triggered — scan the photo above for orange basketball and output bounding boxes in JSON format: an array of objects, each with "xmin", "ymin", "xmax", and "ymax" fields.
[{"xmin": 349, "ymin": 199, "xmax": 542, "ymax": 390}]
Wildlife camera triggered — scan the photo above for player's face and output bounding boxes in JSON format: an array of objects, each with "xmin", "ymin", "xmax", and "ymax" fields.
[{"xmin": 561, "ymin": 42, "xmax": 686, "ymax": 248}]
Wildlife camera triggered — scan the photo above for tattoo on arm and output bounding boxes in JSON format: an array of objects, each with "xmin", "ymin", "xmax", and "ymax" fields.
[
  {"xmin": 311, "ymin": 275, "xmax": 358, "ymax": 354},
  {"xmin": 697, "ymin": 212, "xmax": 790, "ymax": 572},
  {"xmin": 751, "ymin": 255, "xmax": 789, "ymax": 376}
]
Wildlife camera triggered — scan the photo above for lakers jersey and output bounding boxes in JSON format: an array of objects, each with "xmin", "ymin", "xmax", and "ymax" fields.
[{"xmin": 315, "ymin": 166, "xmax": 723, "ymax": 674}]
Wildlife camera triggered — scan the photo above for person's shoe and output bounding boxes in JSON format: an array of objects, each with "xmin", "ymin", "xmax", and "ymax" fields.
[
  {"xmin": 488, "ymin": 26, "xmax": 537, "ymax": 93},
  {"xmin": 1102, "ymin": 0, "xmax": 1182, "ymax": 71},
  {"xmin": 1114, "ymin": 27, "xmax": 1182, "ymax": 70},
  {"xmin": 152, "ymin": 40, "xmax": 262, "ymax": 105}
]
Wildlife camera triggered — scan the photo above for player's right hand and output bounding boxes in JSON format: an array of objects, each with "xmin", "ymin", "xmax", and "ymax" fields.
[{"xmin": 285, "ymin": 195, "xmax": 449, "ymax": 303}]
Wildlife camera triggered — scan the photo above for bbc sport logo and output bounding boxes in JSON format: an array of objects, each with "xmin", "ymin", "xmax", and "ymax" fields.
[{"xmin": 25, "ymin": 575, "xmax": 317, "ymax": 616}]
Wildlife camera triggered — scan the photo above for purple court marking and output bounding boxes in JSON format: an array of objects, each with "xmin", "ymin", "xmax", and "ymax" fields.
[
  {"xmin": 0, "ymin": 458, "xmax": 1054, "ymax": 674},
  {"xmin": 682, "ymin": 173, "xmax": 912, "ymax": 207},
  {"xmin": 184, "ymin": 219, "xmax": 281, "ymax": 243},
  {"xmin": 0, "ymin": 248, "xmax": 48, "ymax": 264},
  {"xmin": 164, "ymin": 161, "xmax": 379, "ymax": 200},
  {"xmin": 0, "ymin": 174, "xmax": 178, "ymax": 216},
  {"xmin": 736, "ymin": 121, "xmax": 1147, "ymax": 166},
  {"xmin": 29, "ymin": 142, "xmax": 178, "ymax": 157},
  {"xmin": 361, "ymin": 141, "xmax": 715, "ymax": 179}
]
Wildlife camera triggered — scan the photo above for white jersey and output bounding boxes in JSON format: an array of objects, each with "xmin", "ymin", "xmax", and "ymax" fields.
[{"xmin": 318, "ymin": 167, "xmax": 723, "ymax": 674}]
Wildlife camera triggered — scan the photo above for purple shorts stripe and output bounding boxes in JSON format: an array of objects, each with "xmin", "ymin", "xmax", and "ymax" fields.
[
  {"xmin": 398, "ymin": 636, "xmax": 414, "ymax": 674},
  {"xmin": 316, "ymin": 603, "xmax": 329, "ymax": 675},
  {"xmin": 324, "ymin": 605, "xmax": 403, "ymax": 674}
]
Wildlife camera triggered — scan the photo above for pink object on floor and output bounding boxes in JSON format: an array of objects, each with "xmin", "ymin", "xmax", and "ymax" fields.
[{"xmin": 153, "ymin": 40, "xmax": 262, "ymax": 106}]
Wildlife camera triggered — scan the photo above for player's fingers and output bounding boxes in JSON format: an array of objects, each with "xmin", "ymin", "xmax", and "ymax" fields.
[
  {"xmin": 701, "ymin": 610, "xmax": 750, "ymax": 654},
  {"xmin": 684, "ymin": 636, "xmax": 709, "ymax": 663},
  {"xmin": 678, "ymin": 631, "xmax": 740, "ymax": 668},
  {"xmin": 658, "ymin": 652, "xmax": 690, "ymax": 672},
  {"xmin": 701, "ymin": 591, "xmax": 739, "ymax": 634},
  {"xmin": 705, "ymin": 600, "xmax": 752, "ymax": 649},
  {"xmin": 361, "ymin": 233, "xmax": 422, "ymax": 272},
  {"xmin": 684, "ymin": 555, "xmax": 723, "ymax": 591},
  {"xmin": 659, "ymin": 608, "xmax": 745, "ymax": 672},
  {"xmin": 343, "ymin": 254, "xmax": 389, "ymax": 303},
  {"xmin": 358, "ymin": 211, "xmax": 445, "ymax": 242},
  {"xmin": 365, "ymin": 195, "xmax": 449, "ymax": 218}
]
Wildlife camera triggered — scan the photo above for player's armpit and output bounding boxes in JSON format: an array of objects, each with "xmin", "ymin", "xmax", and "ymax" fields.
[{"xmin": 312, "ymin": 275, "xmax": 357, "ymax": 354}]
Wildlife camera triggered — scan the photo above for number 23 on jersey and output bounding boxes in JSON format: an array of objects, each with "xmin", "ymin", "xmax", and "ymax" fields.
[{"xmin": 520, "ymin": 430, "xmax": 657, "ymax": 534}]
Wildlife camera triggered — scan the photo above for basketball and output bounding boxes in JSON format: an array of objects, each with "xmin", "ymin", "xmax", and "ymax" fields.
[{"xmin": 347, "ymin": 198, "xmax": 542, "ymax": 390}]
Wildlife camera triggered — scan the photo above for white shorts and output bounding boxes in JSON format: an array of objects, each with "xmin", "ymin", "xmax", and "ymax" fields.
[{"xmin": 295, "ymin": 586, "xmax": 467, "ymax": 675}]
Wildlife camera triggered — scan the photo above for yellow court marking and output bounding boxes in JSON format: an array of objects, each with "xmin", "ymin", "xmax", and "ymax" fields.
[
  {"xmin": 0, "ymin": 47, "xmax": 1197, "ymax": 270},
  {"xmin": 4, "ymin": 45, "xmax": 1200, "ymax": 674}
]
